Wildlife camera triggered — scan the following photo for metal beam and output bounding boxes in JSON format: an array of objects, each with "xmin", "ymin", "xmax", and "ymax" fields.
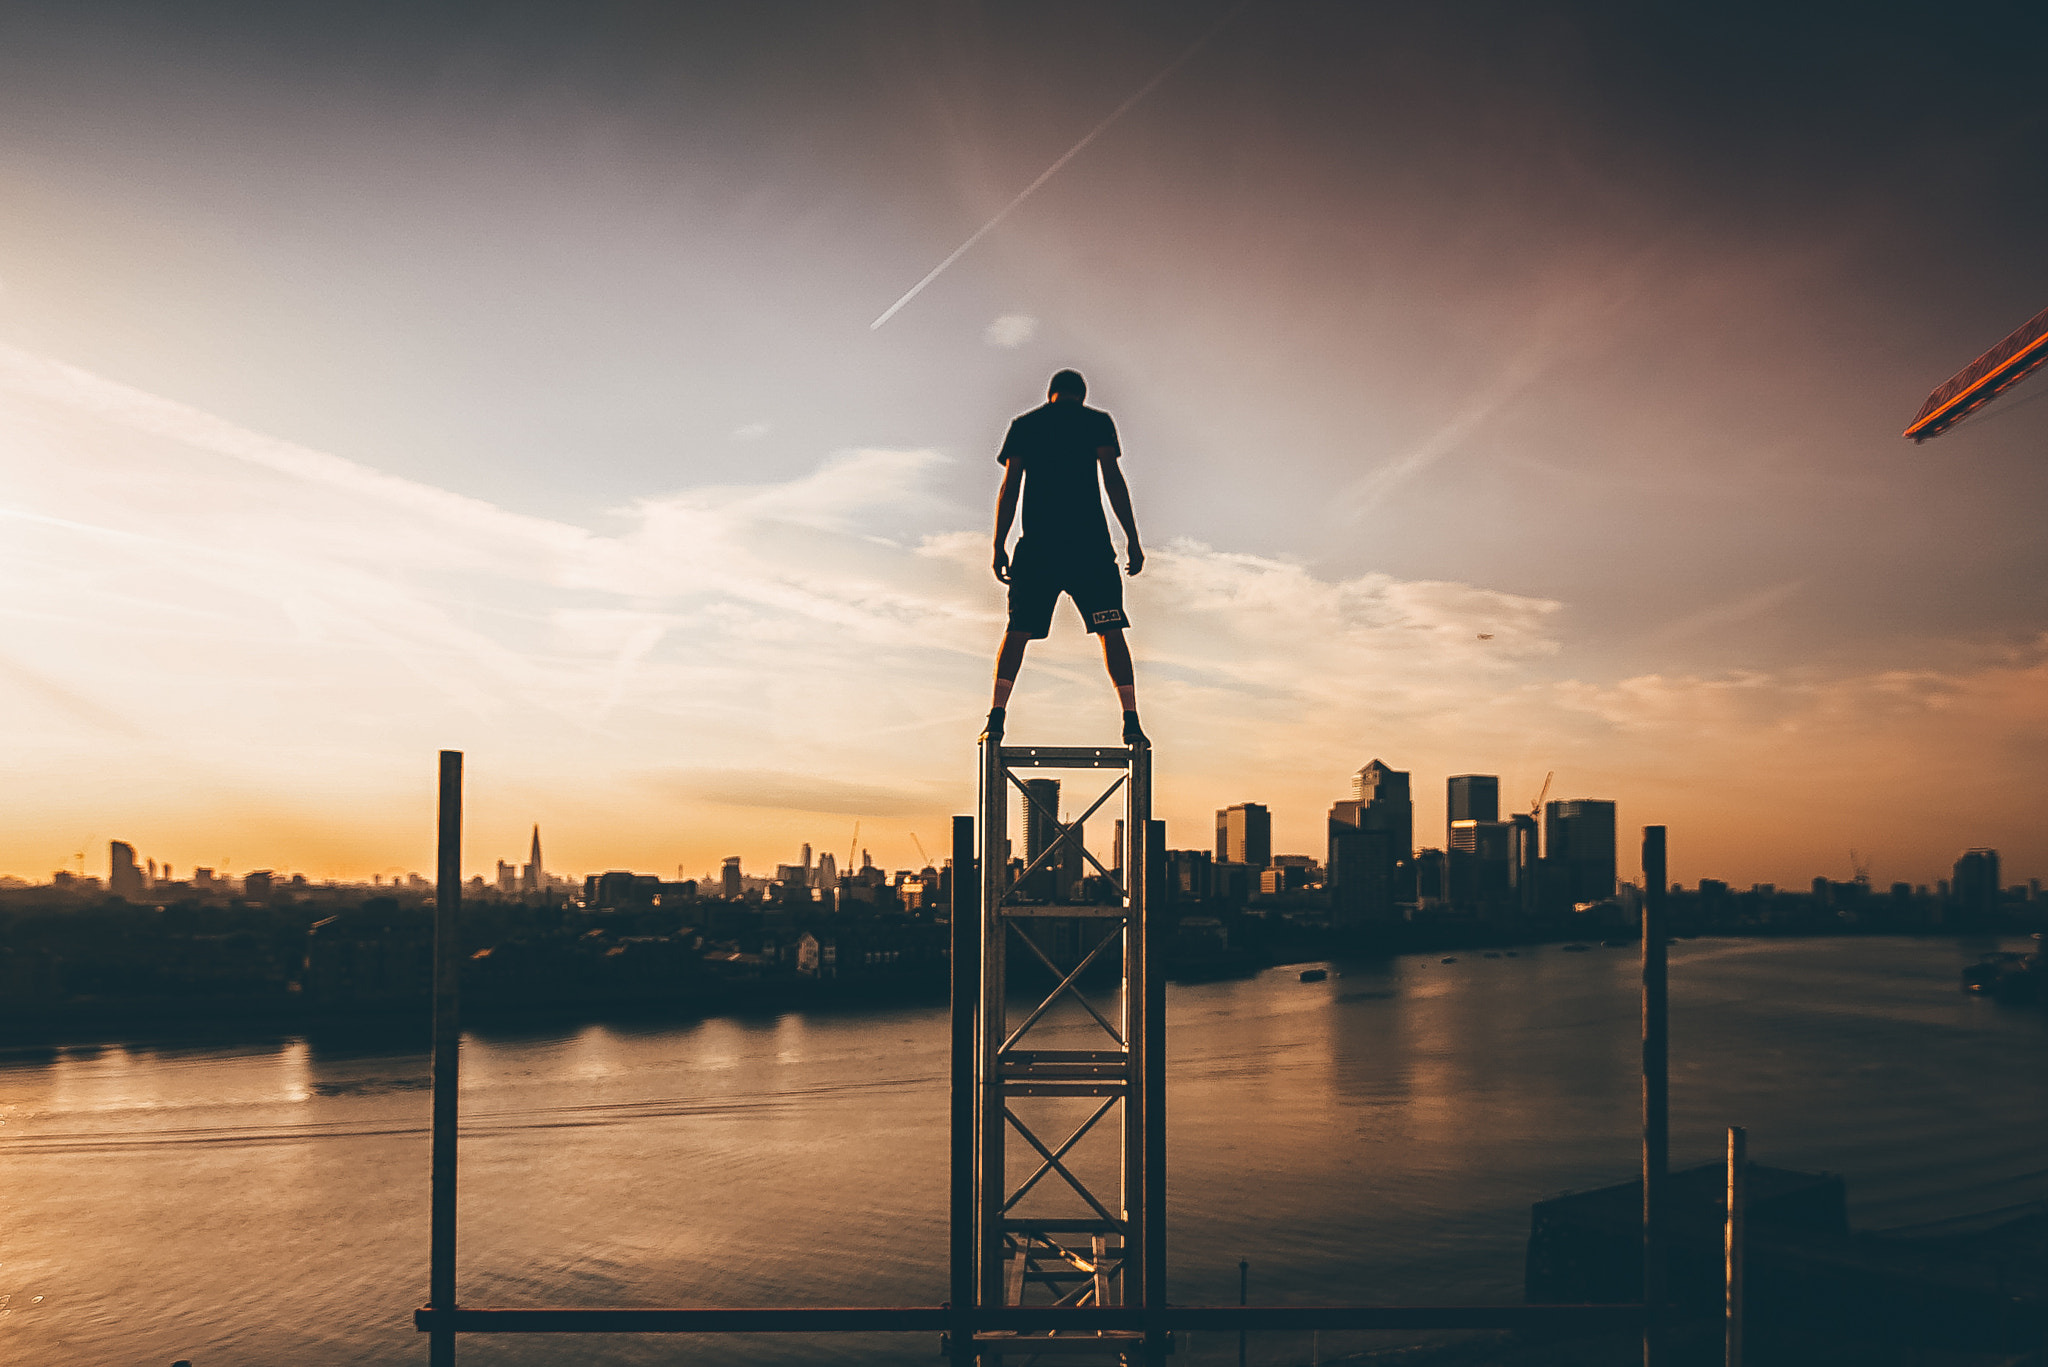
[
  {"xmin": 415, "ymin": 1304, "xmax": 1645, "ymax": 1334},
  {"xmin": 1641, "ymin": 825, "xmax": 1669, "ymax": 1367},
  {"xmin": 950, "ymin": 813, "xmax": 979, "ymax": 1367},
  {"xmin": 429, "ymin": 750, "xmax": 463, "ymax": 1367}
]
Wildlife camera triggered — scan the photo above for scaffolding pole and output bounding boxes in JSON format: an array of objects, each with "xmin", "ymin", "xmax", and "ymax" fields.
[{"xmin": 429, "ymin": 750, "xmax": 463, "ymax": 1367}]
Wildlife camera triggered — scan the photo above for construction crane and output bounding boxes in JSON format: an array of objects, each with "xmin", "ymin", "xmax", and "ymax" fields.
[
  {"xmin": 847, "ymin": 820, "xmax": 860, "ymax": 873},
  {"xmin": 1528, "ymin": 771, "xmax": 1553, "ymax": 819},
  {"xmin": 1904, "ymin": 302, "xmax": 2048, "ymax": 440},
  {"xmin": 909, "ymin": 831, "xmax": 932, "ymax": 870},
  {"xmin": 1849, "ymin": 849, "xmax": 1872, "ymax": 886}
]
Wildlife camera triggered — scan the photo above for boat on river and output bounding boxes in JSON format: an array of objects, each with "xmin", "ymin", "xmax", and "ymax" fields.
[{"xmin": 1960, "ymin": 951, "xmax": 2040, "ymax": 1002}]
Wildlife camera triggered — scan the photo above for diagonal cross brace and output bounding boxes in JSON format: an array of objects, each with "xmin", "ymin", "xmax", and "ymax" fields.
[
  {"xmin": 1002, "ymin": 1097, "xmax": 1118, "ymax": 1213},
  {"xmin": 1002, "ymin": 921, "xmax": 1126, "ymax": 1053},
  {"xmin": 1004, "ymin": 770, "xmax": 1125, "ymax": 894},
  {"xmin": 1005, "ymin": 1107, "xmax": 1118, "ymax": 1225}
]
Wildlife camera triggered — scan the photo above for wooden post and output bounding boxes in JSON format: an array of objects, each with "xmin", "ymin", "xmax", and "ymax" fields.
[
  {"xmin": 1641, "ymin": 825, "xmax": 1668, "ymax": 1367},
  {"xmin": 1725, "ymin": 1125, "xmax": 1746, "ymax": 1367},
  {"xmin": 429, "ymin": 750, "xmax": 463, "ymax": 1367},
  {"xmin": 949, "ymin": 815, "xmax": 978, "ymax": 1367}
]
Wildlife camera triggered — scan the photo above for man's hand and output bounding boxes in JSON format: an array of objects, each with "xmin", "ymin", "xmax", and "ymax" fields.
[
  {"xmin": 1125, "ymin": 543, "xmax": 1145, "ymax": 577},
  {"xmin": 993, "ymin": 545, "xmax": 1012, "ymax": 584}
]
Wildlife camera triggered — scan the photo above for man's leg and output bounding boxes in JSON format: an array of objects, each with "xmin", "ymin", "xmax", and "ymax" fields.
[
  {"xmin": 993, "ymin": 632, "xmax": 1030, "ymax": 709},
  {"xmin": 1100, "ymin": 630, "xmax": 1146, "ymax": 744},
  {"xmin": 986, "ymin": 631, "xmax": 1031, "ymax": 739}
]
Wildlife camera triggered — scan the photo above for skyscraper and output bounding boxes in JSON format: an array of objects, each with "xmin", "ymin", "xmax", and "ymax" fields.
[
  {"xmin": 1509, "ymin": 813, "xmax": 1540, "ymax": 918},
  {"xmin": 1328, "ymin": 801, "xmax": 1397, "ymax": 927},
  {"xmin": 1022, "ymin": 778, "xmax": 1061, "ymax": 901},
  {"xmin": 721, "ymin": 856, "xmax": 742, "ymax": 900},
  {"xmin": 521, "ymin": 824, "xmax": 543, "ymax": 892},
  {"xmin": 1351, "ymin": 760, "xmax": 1413, "ymax": 863},
  {"xmin": 1544, "ymin": 799, "xmax": 1617, "ymax": 907},
  {"xmin": 1953, "ymin": 848, "xmax": 2000, "ymax": 921},
  {"xmin": 1328, "ymin": 760, "xmax": 1413, "ymax": 927},
  {"xmin": 1216, "ymin": 803, "xmax": 1271, "ymax": 868},
  {"xmin": 1058, "ymin": 818, "xmax": 1086, "ymax": 902},
  {"xmin": 1022, "ymin": 779, "xmax": 1061, "ymax": 867},
  {"xmin": 109, "ymin": 840, "xmax": 142, "ymax": 899},
  {"xmin": 1447, "ymin": 775, "xmax": 1499, "ymax": 831},
  {"xmin": 1447, "ymin": 819, "xmax": 1511, "ymax": 914}
]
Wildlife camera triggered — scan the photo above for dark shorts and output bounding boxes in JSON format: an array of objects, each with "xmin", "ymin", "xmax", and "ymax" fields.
[{"xmin": 1006, "ymin": 541, "xmax": 1129, "ymax": 639}]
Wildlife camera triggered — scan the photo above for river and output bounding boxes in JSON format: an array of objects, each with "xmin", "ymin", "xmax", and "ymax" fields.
[{"xmin": 4, "ymin": 934, "xmax": 2044, "ymax": 1365}]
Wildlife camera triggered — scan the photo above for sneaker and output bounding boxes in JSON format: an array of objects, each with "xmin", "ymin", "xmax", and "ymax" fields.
[
  {"xmin": 982, "ymin": 707, "xmax": 1006, "ymax": 743},
  {"xmin": 1121, "ymin": 710, "xmax": 1148, "ymax": 745}
]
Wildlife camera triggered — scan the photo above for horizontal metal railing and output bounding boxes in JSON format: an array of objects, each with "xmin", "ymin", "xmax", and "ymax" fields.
[{"xmin": 416, "ymin": 1303, "xmax": 1645, "ymax": 1333}]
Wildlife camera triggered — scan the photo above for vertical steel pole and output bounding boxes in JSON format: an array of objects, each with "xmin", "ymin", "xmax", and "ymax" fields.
[
  {"xmin": 1121, "ymin": 743, "xmax": 1150, "ymax": 1317},
  {"xmin": 1641, "ymin": 825, "xmax": 1668, "ymax": 1367},
  {"xmin": 1725, "ymin": 1125, "xmax": 1746, "ymax": 1367},
  {"xmin": 429, "ymin": 750, "xmax": 463, "ymax": 1367},
  {"xmin": 978, "ymin": 737, "xmax": 1008, "ymax": 1312},
  {"xmin": 950, "ymin": 815, "xmax": 979, "ymax": 1367},
  {"xmin": 1145, "ymin": 815, "xmax": 1166, "ymax": 1361},
  {"xmin": 1238, "ymin": 1259, "xmax": 1248, "ymax": 1367}
]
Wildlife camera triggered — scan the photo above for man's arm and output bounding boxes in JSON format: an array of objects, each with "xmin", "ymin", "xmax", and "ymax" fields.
[
  {"xmin": 992, "ymin": 457, "xmax": 1024, "ymax": 583},
  {"xmin": 1100, "ymin": 451, "xmax": 1144, "ymax": 576}
]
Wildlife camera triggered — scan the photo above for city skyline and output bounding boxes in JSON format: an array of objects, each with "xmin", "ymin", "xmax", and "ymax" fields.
[
  {"xmin": 39, "ymin": 754, "xmax": 2025, "ymax": 900},
  {"xmin": 4, "ymin": 5, "xmax": 2048, "ymax": 889}
]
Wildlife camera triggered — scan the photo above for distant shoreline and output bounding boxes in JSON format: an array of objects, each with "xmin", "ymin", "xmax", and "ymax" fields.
[{"xmin": 3, "ymin": 928, "xmax": 2033, "ymax": 1055}]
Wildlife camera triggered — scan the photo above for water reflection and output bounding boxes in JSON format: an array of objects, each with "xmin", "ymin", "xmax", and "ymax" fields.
[{"xmin": 1, "ymin": 936, "xmax": 2042, "ymax": 1366}]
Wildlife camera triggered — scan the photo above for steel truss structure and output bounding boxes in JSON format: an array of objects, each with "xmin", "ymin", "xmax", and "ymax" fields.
[
  {"xmin": 974, "ymin": 739, "xmax": 1159, "ymax": 1361},
  {"xmin": 414, "ymin": 746, "xmax": 1667, "ymax": 1366}
]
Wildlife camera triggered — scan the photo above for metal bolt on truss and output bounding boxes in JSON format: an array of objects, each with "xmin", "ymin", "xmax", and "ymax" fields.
[{"xmin": 974, "ymin": 738, "xmax": 1163, "ymax": 1362}]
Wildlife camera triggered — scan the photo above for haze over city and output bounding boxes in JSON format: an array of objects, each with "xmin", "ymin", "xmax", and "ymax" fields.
[{"xmin": 4, "ymin": 2, "xmax": 2047, "ymax": 889}]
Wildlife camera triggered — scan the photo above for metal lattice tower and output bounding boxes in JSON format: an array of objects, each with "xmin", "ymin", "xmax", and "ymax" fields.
[{"xmin": 975, "ymin": 737, "xmax": 1160, "ymax": 1363}]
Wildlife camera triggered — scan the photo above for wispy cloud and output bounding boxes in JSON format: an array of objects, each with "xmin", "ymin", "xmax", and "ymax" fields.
[
  {"xmin": 1341, "ymin": 261, "xmax": 1652, "ymax": 518},
  {"xmin": 983, "ymin": 314, "xmax": 1039, "ymax": 348},
  {"xmin": 3, "ymin": 344, "xmax": 2042, "ymax": 885},
  {"xmin": 1343, "ymin": 345, "xmax": 1554, "ymax": 517},
  {"xmin": 650, "ymin": 769, "xmax": 951, "ymax": 818},
  {"xmin": 1646, "ymin": 580, "xmax": 1804, "ymax": 646}
]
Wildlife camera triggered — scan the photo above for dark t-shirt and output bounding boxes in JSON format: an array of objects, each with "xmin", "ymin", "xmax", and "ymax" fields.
[{"xmin": 997, "ymin": 401, "xmax": 1121, "ymax": 553}]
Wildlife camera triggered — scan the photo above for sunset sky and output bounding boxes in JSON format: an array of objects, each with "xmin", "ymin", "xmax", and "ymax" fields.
[{"xmin": 5, "ymin": 1, "xmax": 2048, "ymax": 889}]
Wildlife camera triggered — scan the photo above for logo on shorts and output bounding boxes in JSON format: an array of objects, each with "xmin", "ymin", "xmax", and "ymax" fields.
[{"xmin": 1092, "ymin": 609, "xmax": 1125, "ymax": 624}]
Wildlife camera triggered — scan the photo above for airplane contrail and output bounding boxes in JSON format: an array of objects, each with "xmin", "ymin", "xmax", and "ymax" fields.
[{"xmin": 869, "ymin": 3, "xmax": 1250, "ymax": 332}]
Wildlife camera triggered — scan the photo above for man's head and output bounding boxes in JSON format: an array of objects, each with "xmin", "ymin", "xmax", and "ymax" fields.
[{"xmin": 1047, "ymin": 369, "xmax": 1087, "ymax": 403}]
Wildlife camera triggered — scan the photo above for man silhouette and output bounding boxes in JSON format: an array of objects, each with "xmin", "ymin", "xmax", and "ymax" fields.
[{"xmin": 984, "ymin": 369, "xmax": 1146, "ymax": 745}]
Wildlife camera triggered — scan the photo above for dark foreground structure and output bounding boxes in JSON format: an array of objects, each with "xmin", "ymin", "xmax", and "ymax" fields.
[
  {"xmin": 1532, "ymin": 1165, "xmax": 2047, "ymax": 1363},
  {"xmin": 411, "ymin": 747, "xmax": 1666, "ymax": 1366},
  {"xmin": 408, "ymin": 749, "xmax": 2046, "ymax": 1366}
]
